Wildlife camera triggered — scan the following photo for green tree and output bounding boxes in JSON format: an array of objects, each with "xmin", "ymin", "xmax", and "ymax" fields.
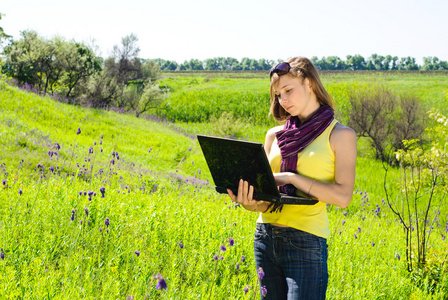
[
  {"xmin": 346, "ymin": 55, "xmax": 366, "ymax": 70},
  {"xmin": 204, "ymin": 58, "xmax": 221, "ymax": 70},
  {"xmin": 391, "ymin": 56, "xmax": 399, "ymax": 70},
  {"xmin": 398, "ymin": 57, "xmax": 419, "ymax": 70},
  {"xmin": 59, "ymin": 41, "xmax": 102, "ymax": 99},
  {"xmin": 421, "ymin": 57, "xmax": 444, "ymax": 70}
]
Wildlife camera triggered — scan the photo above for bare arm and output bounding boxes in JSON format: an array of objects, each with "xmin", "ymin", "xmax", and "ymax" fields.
[
  {"xmin": 264, "ymin": 125, "xmax": 283, "ymax": 157},
  {"xmin": 273, "ymin": 124, "xmax": 357, "ymax": 208}
]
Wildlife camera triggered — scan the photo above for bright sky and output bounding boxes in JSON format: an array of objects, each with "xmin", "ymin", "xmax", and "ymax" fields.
[{"xmin": 2, "ymin": 0, "xmax": 447, "ymax": 65}]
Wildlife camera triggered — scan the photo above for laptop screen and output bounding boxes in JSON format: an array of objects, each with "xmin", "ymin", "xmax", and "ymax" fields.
[{"xmin": 197, "ymin": 135, "xmax": 280, "ymax": 197}]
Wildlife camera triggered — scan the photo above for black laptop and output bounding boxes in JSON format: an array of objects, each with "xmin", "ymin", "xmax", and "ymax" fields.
[{"xmin": 197, "ymin": 135, "xmax": 318, "ymax": 205}]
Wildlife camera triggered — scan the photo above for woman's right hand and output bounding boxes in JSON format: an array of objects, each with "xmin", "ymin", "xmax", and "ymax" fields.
[{"xmin": 227, "ymin": 179, "xmax": 269, "ymax": 212}]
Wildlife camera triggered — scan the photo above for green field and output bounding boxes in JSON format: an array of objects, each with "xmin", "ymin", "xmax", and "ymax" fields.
[{"xmin": 1, "ymin": 71, "xmax": 448, "ymax": 299}]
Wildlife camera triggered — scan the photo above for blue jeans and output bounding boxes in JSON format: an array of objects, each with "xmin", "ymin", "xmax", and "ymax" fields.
[{"xmin": 254, "ymin": 223, "xmax": 328, "ymax": 300}]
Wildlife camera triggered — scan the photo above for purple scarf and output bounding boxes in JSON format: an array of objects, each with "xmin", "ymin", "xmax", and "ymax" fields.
[{"xmin": 269, "ymin": 105, "xmax": 334, "ymax": 212}]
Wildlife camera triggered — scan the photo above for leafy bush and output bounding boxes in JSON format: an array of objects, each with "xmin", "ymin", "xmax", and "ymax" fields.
[
  {"xmin": 208, "ymin": 112, "xmax": 248, "ymax": 139},
  {"xmin": 347, "ymin": 84, "xmax": 425, "ymax": 161}
]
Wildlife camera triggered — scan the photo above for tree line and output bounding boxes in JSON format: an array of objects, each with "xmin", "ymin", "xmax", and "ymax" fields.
[{"xmin": 155, "ymin": 55, "xmax": 448, "ymax": 71}]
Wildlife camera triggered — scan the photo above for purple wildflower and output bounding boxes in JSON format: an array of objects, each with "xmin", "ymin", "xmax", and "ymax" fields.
[
  {"xmin": 110, "ymin": 159, "xmax": 115, "ymax": 165},
  {"xmin": 89, "ymin": 146, "xmax": 93, "ymax": 154},
  {"xmin": 342, "ymin": 220, "xmax": 346, "ymax": 226},
  {"xmin": 1, "ymin": 250, "xmax": 4, "ymax": 260},
  {"xmin": 71, "ymin": 210, "xmax": 75, "ymax": 221},
  {"xmin": 154, "ymin": 274, "xmax": 167, "ymax": 290},
  {"xmin": 219, "ymin": 256, "xmax": 224, "ymax": 260},
  {"xmin": 101, "ymin": 134, "xmax": 103, "ymax": 139},
  {"xmin": 100, "ymin": 187, "xmax": 106, "ymax": 198},
  {"xmin": 19, "ymin": 189, "xmax": 23, "ymax": 196},
  {"xmin": 77, "ymin": 128, "xmax": 81, "ymax": 135},
  {"xmin": 105, "ymin": 217, "xmax": 110, "ymax": 227},
  {"xmin": 220, "ymin": 245, "xmax": 226, "ymax": 252},
  {"xmin": 396, "ymin": 253, "xmax": 401, "ymax": 260},
  {"xmin": 342, "ymin": 211, "xmax": 348, "ymax": 216},
  {"xmin": 257, "ymin": 267, "xmax": 265, "ymax": 280},
  {"xmin": 148, "ymin": 148, "xmax": 152, "ymax": 153},
  {"xmin": 134, "ymin": 250, "xmax": 140, "ymax": 257},
  {"xmin": 358, "ymin": 227, "xmax": 361, "ymax": 233},
  {"xmin": 354, "ymin": 233, "xmax": 358, "ymax": 239},
  {"xmin": 241, "ymin": 255, "xmax": 245, "ymax": 262},
  {"xmin": 243, "ymin": 286, "xmax": 249, "ymax": 294},
  {"xmin": 213, "ymin": 255, "xmax": 218, "ymax": 261},
  {"xmin": 261, "ymin": 286, "xmax": 267, "ymax": 296},
  {"xmin": 229, "ymin": 238, "xmax": 234, "ymax": 247},
  {"xmin": 178, "ymin": 241, "xmax": 184, "ymax": 248},
  {"xmin": 85, "ymin": 207, "xmax": 89, "ymax": 217},
  {"xmin": 236, "ymin": 263, "xmax": 240, "ymax": 270},
  {"xmin": 99, "ymin": 227, "xmax": 103, "ymax": 232},
  {"xmin": 371, "ymin": 242, "xmax": 375, "ymax": 247}
]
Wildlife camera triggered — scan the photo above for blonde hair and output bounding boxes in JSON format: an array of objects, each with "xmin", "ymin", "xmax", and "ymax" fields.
[{"xmin": 269, "ymin": 57, "xmax": 334, "ymax": 122}]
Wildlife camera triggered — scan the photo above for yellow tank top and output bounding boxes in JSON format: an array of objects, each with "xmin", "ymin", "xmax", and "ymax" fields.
[{"xmin": 257, "ymin": 119, "xmax": 338, "ymax": 238}]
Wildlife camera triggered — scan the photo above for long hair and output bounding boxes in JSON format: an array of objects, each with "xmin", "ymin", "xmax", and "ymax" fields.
[{"xmin": 269, "ymin": 57, "xmax": 334, "ymax": 122}]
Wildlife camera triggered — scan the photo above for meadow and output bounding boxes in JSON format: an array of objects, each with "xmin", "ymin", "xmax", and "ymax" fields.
[{"xmin": 0, "ymin": 71, "xmax": 448, "ymax": 299}]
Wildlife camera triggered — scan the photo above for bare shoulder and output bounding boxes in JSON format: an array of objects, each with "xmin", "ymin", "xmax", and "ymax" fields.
[
  {"xmin": 330, "ymin": 123, "xmax": 357, "ymax": 152},
  {"xmin": 264, "ymin": 125, "xmax": 284, "ymax": 156},
  {"xmin": 266, "ymin": 125, "xmax": 284, "ymax": 138}
]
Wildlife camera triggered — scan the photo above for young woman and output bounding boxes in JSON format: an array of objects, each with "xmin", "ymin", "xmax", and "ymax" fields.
[{"xmin": 227, "ymin": 57, "xmax": 357, "ymax": 300}]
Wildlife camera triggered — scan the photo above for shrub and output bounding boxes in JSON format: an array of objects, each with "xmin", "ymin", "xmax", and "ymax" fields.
[
  {"xmin": 347, "ymin": 84, "xmax": 425, "ymax": 161},
  {"xmin": 208, "ymin": 112, "xmax": 248, "ymax": 139}
]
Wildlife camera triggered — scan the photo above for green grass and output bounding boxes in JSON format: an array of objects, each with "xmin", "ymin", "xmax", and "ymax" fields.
[{"xmin": 1, "ymin": 72, "xmax": 448, "ymax": 299}]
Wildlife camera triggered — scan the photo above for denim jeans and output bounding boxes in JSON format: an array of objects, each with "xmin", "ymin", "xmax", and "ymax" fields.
[{"xmin": 254, "ymin": 223, "xmax": 328, "ymax": 300}]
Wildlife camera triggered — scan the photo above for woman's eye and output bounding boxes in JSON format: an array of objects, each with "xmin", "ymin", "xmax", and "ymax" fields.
[{"xmin": 286, "ymin": 89, "xmax": 292, "ymax": 93}]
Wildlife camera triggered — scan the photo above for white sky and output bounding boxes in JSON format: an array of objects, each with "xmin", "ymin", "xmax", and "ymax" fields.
[{"xmin": 2, "ymin": 0, "xmax": 447, "ymax": 65}]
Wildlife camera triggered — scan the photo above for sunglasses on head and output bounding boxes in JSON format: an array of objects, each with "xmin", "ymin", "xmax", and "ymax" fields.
[{"xmin": 269, "ymin": 62, "xmax": 303, "ymax": 78}]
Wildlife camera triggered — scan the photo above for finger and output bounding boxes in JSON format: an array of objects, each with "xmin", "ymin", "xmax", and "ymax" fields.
[
  {"xmin": 227, "ymin": 189, "xmax": 236, "ymax": 201},
  {"xmin": 248, "ymin": 184, "xmax": 254, "ymax": 201},
  {"xmin": 243, "ymin": 180, "xmax": 249, "ymax": 201},
  {"xmin": 235, "ymin": 179, "xmax": 244, "ymax": 203}
]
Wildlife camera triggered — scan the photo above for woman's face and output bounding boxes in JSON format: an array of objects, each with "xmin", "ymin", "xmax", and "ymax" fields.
[{"xmin": 273, "ymin": 75, "xmax": 319, "ymax": 122}]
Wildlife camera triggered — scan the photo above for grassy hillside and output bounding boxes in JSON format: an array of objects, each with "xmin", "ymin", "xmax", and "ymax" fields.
[{"xmin": 1, "ymin": 74, "xmax": 448, "ymax": 299}]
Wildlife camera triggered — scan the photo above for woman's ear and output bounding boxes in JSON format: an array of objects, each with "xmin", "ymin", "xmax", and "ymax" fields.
[{"xmin": 305, "ymin": 78, "xmax": 313, "ymax": 92}]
